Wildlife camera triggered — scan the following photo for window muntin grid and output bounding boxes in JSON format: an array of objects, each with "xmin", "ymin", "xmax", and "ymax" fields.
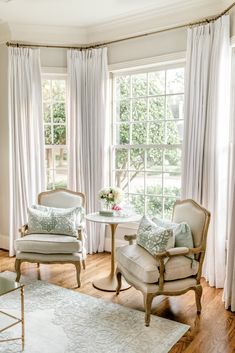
[{"xmin": 112, "ymin": 66, "xmax": 184, "ymax": 219}]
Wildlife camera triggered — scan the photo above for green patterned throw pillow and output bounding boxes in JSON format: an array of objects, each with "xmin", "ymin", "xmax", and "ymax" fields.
[
  {"xmin": 28, "ymin": 206, "xmax": 80, "ymax": 237},
  {"xmin": 137, "ymin": 216, "xmax": 174, "ymax": 256},
  {"xmin": 152, "ymin": 217, "xmax": 194, "ymax": 259}
]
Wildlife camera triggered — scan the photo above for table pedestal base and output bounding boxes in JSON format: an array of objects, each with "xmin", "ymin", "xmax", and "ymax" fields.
[{"xmin": 93, "ymin": 275, "xmax": 131, "ymax": 292}]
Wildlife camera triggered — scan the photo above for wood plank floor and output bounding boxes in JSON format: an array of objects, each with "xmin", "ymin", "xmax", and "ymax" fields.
[{"xmin": 0, "ymin": 249, "xmax": 235, "ymax": 353}]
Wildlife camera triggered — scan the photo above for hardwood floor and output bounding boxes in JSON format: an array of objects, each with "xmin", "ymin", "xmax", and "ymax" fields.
[{"xmin": 0, "ymin": 249, "xmax": 235, "ymax": 353}]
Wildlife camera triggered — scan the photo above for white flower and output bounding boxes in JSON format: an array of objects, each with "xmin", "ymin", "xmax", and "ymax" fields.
[{"xmin": 98, "ymin": 187, "xmax": 124, "ymax": 204}]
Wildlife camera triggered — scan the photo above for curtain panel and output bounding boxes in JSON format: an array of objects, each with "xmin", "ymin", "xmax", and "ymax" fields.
[
  {"xmin": 8, "ymin": 47, "xmax": 45, "ymax": 256},
  {"xmin": 223, "ymin": 48, "xmax": 235, "ymax": 311},
  {"xmin": 182, "ymin": 16, "xmax": 230, "ymax": 288},
  {"xmin": 67, "ymin": 48, "xmax": 108, "ymax": 254}
]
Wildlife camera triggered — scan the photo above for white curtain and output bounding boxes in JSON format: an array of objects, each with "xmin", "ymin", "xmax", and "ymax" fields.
[
  {"xmin": 9, "ymin": 47, "xmax": 45, "ymax": 256},
  {"xmin": 67, "ymin": 48, "xmax": 108, "ymax": 254},
  {"xmin": 182, "ymin": 16, "xmax": 230, "ymax": 287},
  {"xmin": 223, "ymin": 48, "xmax": 235, "ymax": 311}
]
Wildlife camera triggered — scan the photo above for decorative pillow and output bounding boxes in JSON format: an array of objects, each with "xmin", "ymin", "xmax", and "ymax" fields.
[
  {"xmin": 152, "ymin": 217, "xmax": 194, "ymax": 259},
  {"xmin": 27, "ymin": 207, "xmax": 79, "ymax": 237},
  {"xmin": 137, "ymin": 216, "xmax": 174, "ymax": 257},
  {"xmin": 32, "ymin": 205, "xmax": 85, "ymax": 228}
]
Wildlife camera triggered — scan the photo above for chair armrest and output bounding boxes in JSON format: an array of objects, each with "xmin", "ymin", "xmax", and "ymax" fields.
[
  {"xmin": 76, "ymin": 222, "xmax": 86, "ymax": 242},
  {"xmin": 18, "ymin": 224, "xmax": 28, "ymax": 237},
  {"xmin": 124, "ymin": 234, "xmax": 137, "ymax": 245},
  {"xmin": 155, "ymin": 246, "xmax": 204, "ymax": 291}
]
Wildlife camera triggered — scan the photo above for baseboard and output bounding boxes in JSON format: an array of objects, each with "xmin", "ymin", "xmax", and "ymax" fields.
[
  {"xmin": 104, "ymin": 237, "xmax": 126, "ymax": 252},
  {"xmin": 0, "ymin": 234, "xmax": 9, "ymax": 250}
]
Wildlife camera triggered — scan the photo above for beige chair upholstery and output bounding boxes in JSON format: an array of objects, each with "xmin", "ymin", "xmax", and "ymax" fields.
[
  {"xmin": 116, "ymin": 199, "xmax": 210, "ymax": 326},
  {"xmin": 15, "ymin": 189, "xmax": 86, "ymax": 287}
]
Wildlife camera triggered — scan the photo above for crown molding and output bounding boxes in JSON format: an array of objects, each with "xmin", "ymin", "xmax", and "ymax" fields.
[
  {"xmin": 0, "ymin": 0, "xmax": 226, "ymax": 46},
  {"xmin": 86, "ymin": 0, "xmax": 223, "ymax": 43},
  {"xmin": 8, "ymin": 23, "xmax": 87, "ymax": 45}
]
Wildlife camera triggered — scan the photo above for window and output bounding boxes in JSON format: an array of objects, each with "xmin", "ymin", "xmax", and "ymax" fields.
[
  {"xmin": 42, "ymin": 77, "xmax": 68, "ymax": 190},
  {"xmin": 112, "ymin": 66, "xmax": 184, "ymax": 218}
]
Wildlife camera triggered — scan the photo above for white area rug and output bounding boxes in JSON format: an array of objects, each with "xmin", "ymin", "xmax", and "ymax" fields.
[{"xmin": 0, "ymin": 272, "xmax": 189, "ymax": 353}]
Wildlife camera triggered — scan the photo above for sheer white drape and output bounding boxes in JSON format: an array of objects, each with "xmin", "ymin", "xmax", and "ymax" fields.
[
  {"xmin": 182, "ymin": 16, "xmax": 230, "ymax": 287},
  {"xmin": 9, "ymin": 47, "xmax": 45, "ymax": 256},
  {"xmin": 223, "ymin": 48, "xmax": 235, "ymax": 311},
  {"xmin": 67, "ymin": 48, "xmax": 108, "ymax": 254}
]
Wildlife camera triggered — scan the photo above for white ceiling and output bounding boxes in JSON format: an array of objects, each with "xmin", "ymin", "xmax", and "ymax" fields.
[{"xmin": 0, "ymin": 0, "xmax": 226, "ymax": 27}]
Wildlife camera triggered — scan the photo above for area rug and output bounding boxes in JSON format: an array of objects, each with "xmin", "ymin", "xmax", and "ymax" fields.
[{"xmin": 0, "ymin": 271, "xmax": 189, "ymax": 353}]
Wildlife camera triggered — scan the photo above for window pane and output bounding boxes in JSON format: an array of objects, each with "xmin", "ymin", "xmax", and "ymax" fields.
[
  {"xmin": 166, "ymin": 68, "xmax": 184, "ymax": 94},
  {"xmin": 132, "ymin": 73, "xmax": 147, "ymax": 97},
  {"xmin": 54, "ymin": 148, "xmax": 67, "ymax": 168},
  {"xmin": 52, "ymin": 80, "xmax": 65, "ymax": 101},
  {"xmin": 129, "ymin": 172, "xmax": 144, "ymax": 194},
  {"xmin": 166, "ymin": 95, "xmax": 184, "ymax": 120},
  {"xmin": 166, "ymin": 121, "xmax": 183, "ymax": 144},
  {"xmin": 53, "ymin": 102, "xmax": 66, "ymax": 123},
  {"xmin": 42, "ymin": 80, "xmax": 51, "ymax": 101},
  {"xmin": 130, "ymin": 148, "xmax": 144, "ymax": 170},
  {"xmin": 146, "ymin": 172, "xmax": 162, "ymax": 195},
  {"xmin": 149, "ymin": 97, "xmax": 165, "ymax": 121},
  {"xmin": 116, "ymin": 76, "xmax": 130, "ymax": 99},
  {"xmin": 148, "ymin": 71, "xmax": 165, "ymax": 96},
  {"xmin": 45, "ymin": 148, "xmax": 53, "ymax": 169},
  {"xmin": 146, "ymin": 148, "xmax": 163, "ymax": 171},
  {"xmin": 147, "ymin": 196, "xmax": 163, "ymax": 218},
  {"xmin": 115, "ymin": 148, "xmax": 128, "ymax": 169},
  {"xmin": 164, "ymin": 197, "xmax": 175, "ymax": 219},
  {"xmin": 116, "ymin": 100, "xmax": 130, "ymax": 122},
  {"xmin": 115, "ymin": 170, "xmax": 128, "ymax": 191},
  {"xmin": 54, "ymin": 169, "xmax": 67, "ymax": 189},
  {"xmin": 53, "ymin": 125, "xmax": 66, "ymax": 145},
  {"xmin": 164, "ymin": 174, "xmax": 181, "ymax": 198},
  {"xmin": 148, "ymin": 122, "xmax": 165, "ymax": 144},
  {"xmin": 132, "ymin": 99, "xmax": 147, "ymax": 121},
  {"xmin": 130, "ymin": 194, "xmax": 145, "ymax": 215},
  {"xmin": 132, "ymin": 123, "xmax": 147, "ymax": 144},
  {"xmin": 164, "ymin": 148, "xmax": 181, "ymax": 172},
  {"xmin": 43, "ymin": 103, "xmax": 51, "ymax": 123},
  {"xmin": 116, "ymin": 124, "xmax": 130, "ymax": 144},
  {"xmin": 44, "ymin": 125, "xmax": 52, "ymax": 145}
]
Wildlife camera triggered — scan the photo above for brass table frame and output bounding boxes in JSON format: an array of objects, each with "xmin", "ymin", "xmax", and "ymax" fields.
[{"xmin": 0, "ymin": 284, "xmax": 25, "ymax": 351}]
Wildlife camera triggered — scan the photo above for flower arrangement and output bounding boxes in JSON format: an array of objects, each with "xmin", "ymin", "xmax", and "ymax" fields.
[{"xmin": 98, "ymin": 187, "xmax": 124, "ymax": 210}]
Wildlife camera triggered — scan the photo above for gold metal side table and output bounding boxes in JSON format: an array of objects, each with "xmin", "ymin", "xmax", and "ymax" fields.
[{"xmin": 0, "ymin": 277, "xmax": 24, "ymax": 351}]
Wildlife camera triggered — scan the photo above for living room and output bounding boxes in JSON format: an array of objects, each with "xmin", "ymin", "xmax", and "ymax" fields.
[{"xmin": 0, "ymin": 0, "xmax": 235, "ymax": 352}]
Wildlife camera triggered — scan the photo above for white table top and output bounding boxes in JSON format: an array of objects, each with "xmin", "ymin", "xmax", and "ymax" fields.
[{"xmin": 85, "ymin": 212, "xmax": 141, "ymax": 224}]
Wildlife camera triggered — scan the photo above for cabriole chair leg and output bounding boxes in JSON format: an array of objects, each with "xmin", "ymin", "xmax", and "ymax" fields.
[
  {"xmin": 144, "ymin": 293, "xmax": 154, "ymax": 327},
  {"xmin": 116, "ymin": 271, "xmax": 122, "ymax": 295},
  {"xmin": 75, "ymin": 262, "xmax": 81, "ymax": 288},
  {"xmin": 194, "ymin": 285, "xmax": 203, "ymax": 313}
]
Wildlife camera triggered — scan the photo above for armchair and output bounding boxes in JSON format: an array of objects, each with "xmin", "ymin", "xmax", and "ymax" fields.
[
  {"xmin": 15, "ymin": 189, "xmax": 86, "ymax": 287},
  {"xmin": 116, "ymin": 199, "xmax": 210, "ymax": 326}
]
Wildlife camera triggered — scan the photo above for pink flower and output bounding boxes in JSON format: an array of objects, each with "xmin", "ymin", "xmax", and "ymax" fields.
[{"xmin": 112, "ymin": 204, "xmax": 122, "ymax": 211}]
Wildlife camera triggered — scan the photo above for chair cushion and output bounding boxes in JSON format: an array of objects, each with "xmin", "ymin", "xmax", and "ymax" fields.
[
  {"xmin": 116, "ymin": 244, "xmax": 160, "ymax": 284},
  {"xmin": 116, "ymin": 244, "xmax": 199, "ymax": 284},
  {"xmin": 15, "ymin": 234, "xmax": 82, "ymax": 254},
  {"xmin": 137, "ymin": 216, "xmax": 174, "ymax": 256}
]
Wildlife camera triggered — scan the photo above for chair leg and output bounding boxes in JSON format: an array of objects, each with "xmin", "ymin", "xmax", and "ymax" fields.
[
  {"xmin": 75, "ymin": 262, "xmax": 81, "ymax": 288},
  {"xmin": 116, "ymin": 271, "xmax": 122, "ymax": 295},
  {"xmin": 194, "ymin": 285, "xmax": 203, "ymax": 313},
  {"xmin": 37, "ymin": 263, "xmax": 40, "ymax": 268},
  {"xmin": 15, "ymin": 259, "xmax": 21, "ymax": 282},
  {"xmin": 82, "ymin": 259, "xmax": 86, "ymax": 270},
  {"xmin": 144, "ymin": 293, "xmax": 154, "ymax": 327}
]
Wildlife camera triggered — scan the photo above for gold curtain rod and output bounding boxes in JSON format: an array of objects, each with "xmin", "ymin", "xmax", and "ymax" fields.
[{"xmin": 6, "ymin": 1, "xmax": 235, "ymax": 50}]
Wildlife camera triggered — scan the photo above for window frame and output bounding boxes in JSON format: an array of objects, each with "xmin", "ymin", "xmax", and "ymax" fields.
[
  {"xmin": 110, "ymin": 62, "xmax": 185, "ymax": 219},
  {"xmin": 42, "ymin": 72, "xmax": 68, "ymax": 191}
]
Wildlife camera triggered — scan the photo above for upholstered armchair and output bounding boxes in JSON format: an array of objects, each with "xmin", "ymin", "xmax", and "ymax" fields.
[
  {"xmin": 116, "ymin": 199, "xmax": 210, "ymax": 326},
  {"xmin": 15, "ymin": 189, "xmax": 86, "ymax": 287}
]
